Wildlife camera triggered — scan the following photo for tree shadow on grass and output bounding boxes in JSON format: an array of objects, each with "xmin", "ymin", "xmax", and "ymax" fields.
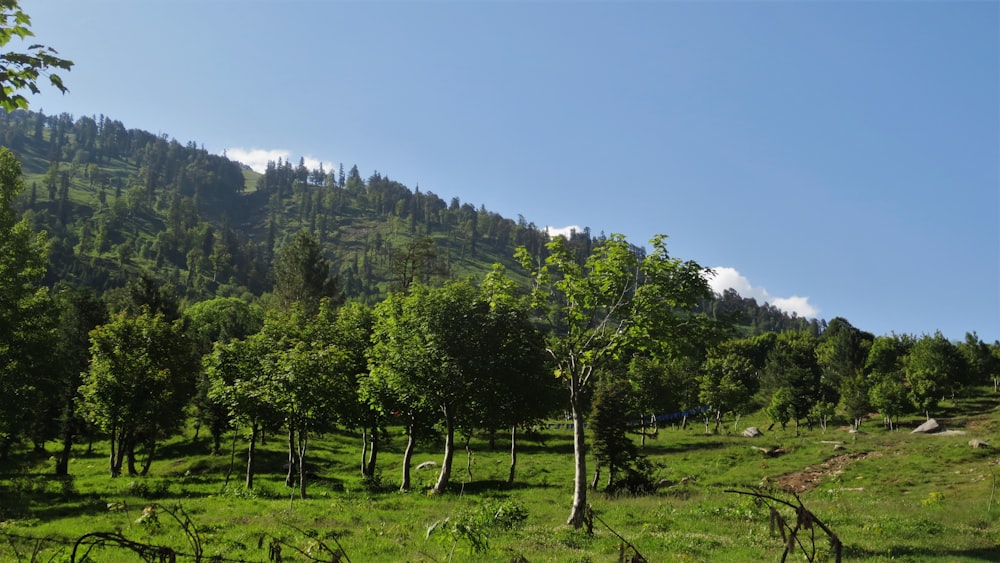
[
  {"xmin": 447, "ymin": 479, "xmax": 553, "ymax": 495},
  {"xmin": 637, "ymin": 440, "xmax": 729, "ymax": 456},
  {"xmin": 845, "ymin": 544, "xmax": 1000, "ymax": 562}
]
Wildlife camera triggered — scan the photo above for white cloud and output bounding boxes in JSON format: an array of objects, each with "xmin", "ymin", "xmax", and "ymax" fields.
[
  {"xmin": 707, "ymin": 266, "xmax": 819, "ymax": 318},
  {"xmin": 223, "ymin": 148, "xmax": 289, "ymax": 173},
  {"xmin": 223, "ymin": 148, "xmax": 333, "ymax": 175},
  {"xmin": 546, "ymin": 225, "xmax": 584, "ymax": 239}
]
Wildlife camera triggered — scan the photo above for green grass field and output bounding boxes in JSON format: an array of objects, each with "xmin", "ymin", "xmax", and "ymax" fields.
[{"xmin": 3, "ymin": 392, "xmax": 1000, "ymax": 562}]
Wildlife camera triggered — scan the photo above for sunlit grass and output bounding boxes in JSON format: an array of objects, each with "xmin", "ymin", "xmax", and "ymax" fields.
[{"xmin": 3, "ymin": 391, "xmax": 1000, "ymax": 561}]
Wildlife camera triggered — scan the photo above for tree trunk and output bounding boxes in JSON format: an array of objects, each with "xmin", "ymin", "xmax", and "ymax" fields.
[
  {"xmin": 433, "ymin": 408, "xmax": 455, "ymax": 494},
  {"xmin": 223, "ymin": 426, "xmax": 238, "ymax": 490},
  {"xmin": 365, "ymin": 427, "xmax": 379, "ymax": 477},
  {"xmin": 590, "ymin": 462, "xmax": 601, "ymax": 491},
  {"xmin": 139, "ymin": 438, "xmax": 156, "ymax": 476},
  {"xmin": 400, "ymin": 424, "xmax": 415, "ymax": 492},
  {"xmin": 464, "ymin": 433, "xmax": 473, "ymax": 483},
  {"xmin": 360, "ymin": 427, "xmax": 369, "ymax": 477},
  {"xmin": 211, "ymin": 417, "xmax": 225, "ymax": 456},
  {"xmin": 246, "ymin": 423, "xmax": 258, "ymax": 489},
  {"xmin": 109, "ymin": 429, "xmax": 120, "ymax": 478},
  {"xmin": 55, "ymin": 428, "xmax": 72, "ymax": 476},
  {"xmin": 507, "ymin": 424, "xmax": 517, "ymax": 485},
  {"xmin": 286, "ymin": 425, "xmax": 296, "ymax": 487},
  {"xmin": 126, "ymin": 436, "xmax": 138, "ymax": 476},
  {"xmin": 567, "ymin": 377, "xmax": 588, "ymax": 528},
  {"xmin": 297, "ymin": 426, "xmax": 308, "ymax": 499}
]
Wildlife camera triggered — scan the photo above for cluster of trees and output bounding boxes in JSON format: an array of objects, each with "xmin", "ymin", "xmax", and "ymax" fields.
[
  {"xmin": 699, "ymin": 287, "xmax": 826, "ymax": 335},
  {"xmin": 3, "ymin": 141, "xmax": 1000, "ymax": 531},
  {"xmin": 697, "ymin": 322, "xmax": 1000, "ymax": 435}
]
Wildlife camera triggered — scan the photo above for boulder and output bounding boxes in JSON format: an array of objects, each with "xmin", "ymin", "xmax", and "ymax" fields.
[
  {"xmin": 743, "ymin": 427, "xmax": 763, "ymax": 438},
  {"xmin": 911, "ymin": 419, "xmax": 940, "ymax": 434},
  {"xmin": 969, "ymin": 439, "xmax": 990, "ymax": 449}
]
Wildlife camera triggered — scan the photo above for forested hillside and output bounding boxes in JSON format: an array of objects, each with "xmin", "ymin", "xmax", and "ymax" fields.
[
  {"xmin": 0, "ymin": 109, "xmax": 558, "ymax": 306},
  {"xmin": 1, "ymin": 108, "xmax": 821, "ymax": 334}
]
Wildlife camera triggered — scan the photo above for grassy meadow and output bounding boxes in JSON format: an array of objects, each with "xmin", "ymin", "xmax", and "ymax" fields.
[{"xmin": 3, "ymin": 391, "xmax": 1000, "ymax": 562}]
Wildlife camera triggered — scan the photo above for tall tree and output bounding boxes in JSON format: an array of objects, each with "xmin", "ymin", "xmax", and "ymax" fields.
[
  {"xmin": 516, "ymin": 234, "xmax": 710, "ymax": 528},
  {"xmin": 204, "ymin": 332, "xmax": 282, "ymax": 489},
  {"xmin": 865, "ymin": 334, "xmax": 913, "ymax": 430},
  {"xmin": 272, "ymin": 230, "xmax": 343, "ymax": 314},
  {"xmin": 51, "ymin": 286, "xmax": 106, "ymax": 474},
  {"xmin": 79, "ymin": 309, "xmax": 197, "ymax": 477},
  {"xmin": 0, "ymin": 147, "xmax": 51, "ymax": 460},
  {"xmin": 760, "ymin": 331, "xmax": 822, "ymax": 433},
  {"xmin": 906, "ymin": 332, "xmax": 970, "ymax": 418},
  {"xmin": 472, "ymin": 265, "xmax": 556, "ymax": 484},
  {"xmin": 183, "ymin": 297, "xmax": 263, "ymax": 454},
  {"xmin": 369, "ymin": 281, "xmax": 492, "ymax": 494}
]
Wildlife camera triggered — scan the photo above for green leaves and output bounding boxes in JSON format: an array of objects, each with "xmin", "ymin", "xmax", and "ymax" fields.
[
  {"xmin": 0, "ymin": 2, "xmax": 73, "ymax": 112},
  {"xmin": 518, "ymin": 233, "xmax": 710, "ymax": 387}
]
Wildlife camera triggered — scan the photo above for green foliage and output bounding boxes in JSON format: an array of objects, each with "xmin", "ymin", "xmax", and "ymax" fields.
[
  {"xmin": 272, "ymin": 230, "xmax": 343, "ymax": 314},
  {"xmin": 426, "ymin": 498, "xmax": 528, "ymax": 556},
  {"xmin": 906, "ymin": 332, "xmax": 971, "ymax": 417},
  {"xmin": 79, "ymin": 309, "xmax": 198, "ymax": 476},
  {"xmin": 518, "ymin": 232, "xmax": 711, "ymax": 527},
  {"xmin": 0, "ymin": 1, "xmax": 73, "ymax": 111}
]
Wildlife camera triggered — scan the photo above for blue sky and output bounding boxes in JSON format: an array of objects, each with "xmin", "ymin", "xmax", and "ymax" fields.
[{"xmin": 20, "ymin": 1, "xmax": 999, "ymax": 342}]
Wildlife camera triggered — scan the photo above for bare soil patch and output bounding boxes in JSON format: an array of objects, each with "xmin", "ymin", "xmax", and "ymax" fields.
[{"xmin": 776, "ymin": 451, "xmax": 882, "ymax": 493}]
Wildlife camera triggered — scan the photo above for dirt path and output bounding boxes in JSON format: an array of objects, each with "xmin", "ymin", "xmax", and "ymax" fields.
[{"xmin": 776, "ymin": 451, "xmax": 882, "ymax": 493}]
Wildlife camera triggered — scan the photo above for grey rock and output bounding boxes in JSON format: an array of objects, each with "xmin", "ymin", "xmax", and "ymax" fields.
[
  {"xmin": 743, "ymin": 427, "xmax": 763, "ymax": 438},
  {"xmin": 911, "ymin": 419, "xmax": 940, "ymax": 434}
]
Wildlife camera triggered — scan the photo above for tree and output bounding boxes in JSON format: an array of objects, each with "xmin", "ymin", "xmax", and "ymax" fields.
[
  {"xmin": 868, "ymin": 377, "xmax": 908, "ymax": 430},
  {"xmin": 183, "ymin": 297, "xmax": 263, "ymax": 454},
  {"xmin": 906, "ymin": 332, "xmax": 970, "ymax": 419},
  {"xmin": 470, "ymin": 265, "xmax": 556, "ymax": 485},
  {"xmin": 369, "ymin": 281, "xmax": 493, "ymax": 494},
  {"xmin": 957, "ymin": 332, "xmax": 1000, "ymax": 390},
  {"xmin": 865, "ymin": 334, "xmax": 913, "ymax": 430},
  {"xmin": 816, "ymin": 317, "xmax": 873, "ymax": 411},
  {"xmin": 590, "ymin": 373, "xmax": 642, "ymax": 492},
  {"xmin": 760, "ymin": 331, "xmax": 821, "ymax": 433},
  {"xmin": 204, "ymin": 332, "xmax": 282, "ymax": 489},
  {"xmin": 79, "ymin": 309, "xmax": 197, "ymax": 477},
  {"xmin": 699, "ymin": 351, "xmax": 755, "ymax": 433},
  {"xmin": 387, "ymin": 236, "xmax": 447, "ymax": 292},
  {"xmin": 325, "ymin": 301, "xmax": 384, "ymax": 480},
  {"xmin": 0, "ymin": 1, "xmax": 73, "ymax": 111},
  {"xmin": 0, "ymin": 147, "xmax": 51, "ymax": 460},
  {"xmin": 516, "ymin": 234, "xmax": 710, "ymax": 528},
  {"xmin": 273, "ymin": 300, "xmax": 359, "ymax": 498},
  {"xmin": 272, "ymin": 230, "xmax": 343, "ymax": 314},
  {"xmin": 50, "ymin": 286, "xmax": 106, "ymax": 475}
]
